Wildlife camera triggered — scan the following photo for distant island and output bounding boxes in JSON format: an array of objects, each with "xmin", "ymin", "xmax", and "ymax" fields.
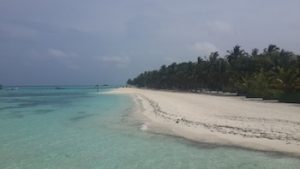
[{"xmin": 127, "ymin": 45, "xmax": 300, "ymax": 103}]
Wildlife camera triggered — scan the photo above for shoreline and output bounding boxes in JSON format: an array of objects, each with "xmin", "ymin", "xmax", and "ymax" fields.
[{"xmin": 106, "ymin": 88, "xmax": 300, "ymax": 157}]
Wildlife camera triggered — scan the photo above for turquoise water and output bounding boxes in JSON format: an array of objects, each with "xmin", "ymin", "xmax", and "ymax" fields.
[{"xmin": 0, "ymin": 87, "xmax": 300, "ymax": 169}]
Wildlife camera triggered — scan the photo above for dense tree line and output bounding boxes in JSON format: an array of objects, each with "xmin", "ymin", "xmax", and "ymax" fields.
[{"xmin": 127, "ymin": 45, "xmax": 300, "ymax": 103}]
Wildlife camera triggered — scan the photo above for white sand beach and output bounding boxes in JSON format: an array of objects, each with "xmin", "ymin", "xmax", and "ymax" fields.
[{"xmin": 107, "ymin": 88, "xmax": 300, "ymax": 156}]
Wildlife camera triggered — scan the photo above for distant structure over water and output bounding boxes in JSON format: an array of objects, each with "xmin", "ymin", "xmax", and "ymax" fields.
[
  {"xmin": 55, "ymin": 87, "xmax": 65, "ymax": 90},
  {"xmin": 95, "ymin": 84, "xmax": 100, "ymax": 92}
]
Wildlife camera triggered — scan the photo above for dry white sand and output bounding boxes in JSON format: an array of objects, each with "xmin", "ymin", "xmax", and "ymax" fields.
[{"xmin": 106, "ymin": 88, "xmax": 300, "ymax": 156}]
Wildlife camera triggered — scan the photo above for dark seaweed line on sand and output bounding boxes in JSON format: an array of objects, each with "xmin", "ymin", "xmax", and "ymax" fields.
[{"xmin": 138, "ymin": 94, "xmax": 300, "ymax": 144}]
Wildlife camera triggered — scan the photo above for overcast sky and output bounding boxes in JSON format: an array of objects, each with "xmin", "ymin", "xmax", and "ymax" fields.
[{"xmin": 1, "ymin": 0, "xmax": 300, "ymax": 85}]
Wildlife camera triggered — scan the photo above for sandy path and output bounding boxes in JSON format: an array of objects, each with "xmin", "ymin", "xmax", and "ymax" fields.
[{"xmin": 106, "ymin": 88, "xmax": 300, "ymax": 156}]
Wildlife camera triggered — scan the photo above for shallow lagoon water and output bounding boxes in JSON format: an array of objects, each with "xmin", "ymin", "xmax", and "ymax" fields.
[{"xmin": 0, "ymin": 87, "xmax": 300, "ymax": 169}]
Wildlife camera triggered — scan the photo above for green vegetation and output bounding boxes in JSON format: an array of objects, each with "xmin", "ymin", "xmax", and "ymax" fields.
[{"xmin": 127, "ymin": 45, "xmax": 300, "ymax": 103}]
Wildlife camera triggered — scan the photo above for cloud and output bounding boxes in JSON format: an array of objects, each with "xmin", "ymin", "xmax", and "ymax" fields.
[
  {"xmin": 164, "ymin": 57, "xmax": 177, "ymax": 63},
  {"xmin": 48, "ymin": 48, "xmax": 68, "ymax": 58},
  {"xmin": 2, "ymin": 0, "xmax": 300, "ymax": 85},
  {"xmin": 0, "ymin": 22, "xmax": 38, "ymax": 39},
  {"xmin": 208, "ymin": 21, "xmax": 233, "ymax": 33},
  {"xmin": 190, "ymin": 42, "xmax": 218, "ymax": 56},
  {"xmin": 47, "ymin": 48, "xmax": 79, "ymax": 69},
  {"xmin": 100, "ymin": 56, "xmax": 130, "ymax": 68}
]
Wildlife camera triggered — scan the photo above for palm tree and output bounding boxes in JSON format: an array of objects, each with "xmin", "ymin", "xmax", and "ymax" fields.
[
  {"xmin": 226, "ymin": 45, "xmax": 247, "ymax": 66},
  {"xmin": 264, "ymin": 44, "xmax": 280, "ymax": 53},
  {"xmin": 273, "ymin": 67, "xmax": 300, "ymax": 92},
  {"xmin": 251, "ymin": 48, "xmax": 259, "ymax": 57},
  {"xmin": 127, "ymin": 44, "xmax": 300, "ymax": 103}
]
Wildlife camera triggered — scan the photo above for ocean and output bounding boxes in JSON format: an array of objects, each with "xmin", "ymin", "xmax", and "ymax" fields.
[{"xmin": 0, "ymin": 86, "xmax": 299, "ymax": 169}]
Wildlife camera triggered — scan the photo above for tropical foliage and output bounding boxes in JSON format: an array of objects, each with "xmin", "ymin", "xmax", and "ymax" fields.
[{"xmin": 127, "ymin": 45, "xmax": 300, "ymax": 103}]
